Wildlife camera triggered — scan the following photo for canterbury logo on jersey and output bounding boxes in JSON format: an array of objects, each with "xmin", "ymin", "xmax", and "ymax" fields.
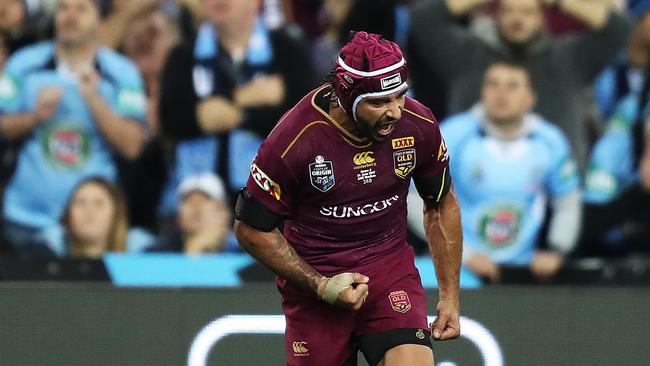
[
  {"xmin": 292, "ymin": 341, "xmax": 309, "ymax": 356},
  {"xmin": 353, "ymin": 151, "xmax": 375, "ymax": 165},
  {"xmin": 320, "ymin": 195, "xmax": 399, "ymax": 218},
  {"xmin": 392, "ymin": 136, "xmax": 415, "ymax": 149}
]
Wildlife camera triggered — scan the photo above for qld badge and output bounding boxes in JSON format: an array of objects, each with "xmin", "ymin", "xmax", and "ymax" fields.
[
  {"xmin": 389, "ymin": 290, "xmax": 412, "ymax": 313},
  {"xmin": 309, "ymin": 155, "xmax": 335, "ymax": 192},
  {"xmin": 393, "ymin": 149, "xmax": 416, "ymax": 178}
]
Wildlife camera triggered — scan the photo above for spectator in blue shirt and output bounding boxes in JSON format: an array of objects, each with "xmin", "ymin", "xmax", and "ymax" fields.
[
  {"xmin": 440, "ymin": 60, "xmax": 581, "ymax": 282},
  {"xmin": 0, "ymin": 0, "xmax": 147, "ymax": 252}
]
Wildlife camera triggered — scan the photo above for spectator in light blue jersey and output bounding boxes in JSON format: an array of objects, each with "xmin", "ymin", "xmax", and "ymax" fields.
[
  {"xmin": 582, "ymin": 92, "xmax": 650, "ymax": 256},
  {"xmin": 442, "ymin": 61, "xmax": 581, "ymax": 282},
  {"xmin": 0, "ymin": 0, "xmax": 146, "ymax": 253}
]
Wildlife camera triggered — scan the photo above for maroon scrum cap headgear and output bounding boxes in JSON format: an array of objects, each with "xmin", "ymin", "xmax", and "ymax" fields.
[{"xmin": 333, "ymin": 32, "xmax": 409, "ymax": 122}]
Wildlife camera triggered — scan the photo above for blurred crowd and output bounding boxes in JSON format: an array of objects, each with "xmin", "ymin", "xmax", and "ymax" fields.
[{"xmin": 0, "ymin": 0, "xmax": 649, "ymax": 283}]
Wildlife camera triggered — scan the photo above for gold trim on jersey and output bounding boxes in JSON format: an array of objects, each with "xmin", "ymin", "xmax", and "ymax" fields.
[
  {"xmin": 436, "ymin": 167, "xmax": 448, "ymax": 202},
  {"xmin": 311, "ymin": 85, "xmax": 372, "ymax": 148},
  {"xmin": 267, "ymin": 89, "xmax": 315, "ymax": 138},
  {"xmin": 403, "ymin": 108, "xmax": 436, "ymax": 125},
  {"xmin": 280, "ymin": 121, "xmax": 330, "ymax": 158}
]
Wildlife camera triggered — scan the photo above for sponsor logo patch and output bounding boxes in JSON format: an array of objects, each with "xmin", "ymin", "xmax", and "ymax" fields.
[
  {"xmin": 41, "ymin": 125, "xmax": 90, "ymax": 169},
  {"xmin": 353, "ymin": 151, "xmax": 375, "ymax": 166},
  {"xmin": 437, "ymin": 137, "xmax": 449, "ymax": 162},
  {"xmin": 0, "ymin": 72, "xmax": 18, "ymax": 101},
  {"xmin": 320, "ymin": 195, "xmax": 399, "ymax": 218},
  {"xmin": 292, "ymin": 341, "xmax": 309, "ymax": 357},
  {"xmin": 393, "ymin": 148, "xmax": 416, "ymax": 178},
  {"xmin": 478, "ymin": 205, "xmax": 523, "ymax": 247},
  {"xmin": 309, "ymin": 155, "xmax": 335, "ymax": 192},
  {"xmin": 416, "ymin": 329, "xmax": 426, "ymax": 340},
  {"xmin": 251, "ymin": 163, "xmax": 282, "ymax": 200},
  {"xmin": 389, "ymin": 290, "xmax": 411, "ymax": 313},
  {"xmin": 380, "ymin": 73, "xmax": 402, "ymax": 90},
  {"xmin": 117, "ymin": 88, "xmax": 146, "ymax": 115},
  {"xmin": 391, "ymin": 136, "xmax": 414, "ymax": 149}
]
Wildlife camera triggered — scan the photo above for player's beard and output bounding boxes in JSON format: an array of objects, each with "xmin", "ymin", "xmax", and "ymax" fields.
[{"xmin": 357, "ymin": 115, "xmax": 397, "ymax": 142}]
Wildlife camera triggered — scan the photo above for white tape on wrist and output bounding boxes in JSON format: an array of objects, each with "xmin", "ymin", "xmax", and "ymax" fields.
[{"xmin": 322, "ymin": 272, "xmax": 355, "ymax": 304}]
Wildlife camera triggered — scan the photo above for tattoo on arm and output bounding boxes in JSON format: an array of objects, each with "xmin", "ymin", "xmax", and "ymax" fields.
[{"xmin": 236, "ymin": 221, "xmax": 324, "ymax": 294}]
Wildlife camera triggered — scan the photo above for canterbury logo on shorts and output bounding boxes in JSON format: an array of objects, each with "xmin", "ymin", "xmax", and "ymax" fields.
[{"xmin": 292, "ymin": 341, "xmax": 309, "ymax": 357}]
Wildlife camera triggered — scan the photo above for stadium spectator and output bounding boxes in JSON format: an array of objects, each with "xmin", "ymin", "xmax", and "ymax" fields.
[
  {"xmin": 594, "ymin": 1, "xmax": 650, "ymax": 122},
  {"xmin": 307, "ymin": 0, "xmax": 412, "ymax": 79},
  {"xmin": 35, "ymin": 177, "xmax": 154, "ymax": 258},
  {"xmin": 439, "ymin": 61, "xmax": 581, "ymax": 282},
  {"xmin": 409, "ymin": 0, "xmax": 632, "ymax": 169},
  {"xmin": 0, "ymin": 0, "xmax": 147, "ymax": 252},
  {"xmin": 149, "ymin": 173, "xmax": 238, "ymax": 254},
  {"xmin": 121, "ymin": 7, "xmax": 179, "ymax": 134},
  {"xmin": 582, "ymin": 91, "xmax": 650, "ymax": 256},
  {"xmin": 159, "ymin": 0, "xmax": 315, "ymax": 141},
  {"xmin": 0, "ymin": 0, "xmax": 48, "ymax": 54},
  {"xmin": 117, "ymin": 6, "xmax": 179, "ymax": 230},
  {"xmin": 157, "ymin": 0, "xmax": 315, "ymax": 216}
]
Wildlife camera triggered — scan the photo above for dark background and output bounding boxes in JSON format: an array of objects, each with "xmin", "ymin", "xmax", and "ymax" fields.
[{"xmin": 0, "ymin": 284, "xmax": 648, "ymax": 365}]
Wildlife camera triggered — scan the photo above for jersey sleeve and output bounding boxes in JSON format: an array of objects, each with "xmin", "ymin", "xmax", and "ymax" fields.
[
  {"xmin": 0, "ymin": 58, "xmax": 26, "ymax": 114},
  {"xmin": 584, "ymin": 128, "xmax": 634, "ymax": 203},
  {"xmin": 546, "ymin": 129, "xmax": 580, "ymax": 198},
  {"xmin": 413, "ymin": 114, "xmax": 450, "ymax": 179},
  {"xmin": 245, "ymin": 139, "xmax": 301, "ymax": 217},
  {"xmin": 110, "ymin": 61, "xmax": 147, "ymax": 124}
]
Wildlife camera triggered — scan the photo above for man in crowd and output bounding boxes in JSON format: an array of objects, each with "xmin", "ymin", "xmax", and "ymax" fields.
[
  {"xmin": 440, "ymin": 60, "xmax": 581, "ymax": 282},
  {"xmin": 0, "ymin": 0, "xmax": 146, "ymax": 252},
  {"xmin": 409, "ymin": 0, "xmax": 632, "ymax": 168}
]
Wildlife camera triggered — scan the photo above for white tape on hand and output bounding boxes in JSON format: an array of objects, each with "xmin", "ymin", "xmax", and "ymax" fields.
[{"xmin": 321, "ymin": 272, "xmax": 356, "ymax": 305}]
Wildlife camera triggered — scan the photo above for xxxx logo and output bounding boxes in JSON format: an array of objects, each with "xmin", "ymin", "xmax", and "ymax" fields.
[
  {"xmin": 353, "ymin": 151, "xmax": 375, "ymax": 166},
  {"xmin": 392, "ymin": 136, "xmax": 414, "ymax": 149},
  {"xmin": 292, "ymin": 341, "xmax": 309, "ymax": 357}
]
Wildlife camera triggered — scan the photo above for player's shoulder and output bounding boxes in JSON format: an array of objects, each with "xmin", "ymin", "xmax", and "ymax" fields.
[
  {"xmin": 97, "ymin": 47, "xmax": 143, "ymax": 85},
  {"xmin": 4, "ymin": 41, "xmax": 55, "ymax": 76},
  {"xmin": 530, "ymin": 114, "xmax": 571, "ymax": 149},
  {"xmin": 402, "ymin": 97, "xmax": 439, "ymax": 127},
  {"xmin": 263, "ymin": 86, "xmax": 331, "ymax": 157},
  {"xmin": 440, "ymin": 109, "xmax": 481, "ymax": 146}
]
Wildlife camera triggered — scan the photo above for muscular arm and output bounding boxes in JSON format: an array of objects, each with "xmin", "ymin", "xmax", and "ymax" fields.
[
  {"xmin": 234, "ymin": 220, "xmax": 324, "ymax": 295},
  {"xmin": 423, "ymin": 188, "xmax": 462, "ymax": 303}
]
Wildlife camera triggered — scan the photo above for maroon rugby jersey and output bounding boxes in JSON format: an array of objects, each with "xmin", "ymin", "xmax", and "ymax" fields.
[{"xmin": 245, "ymin": 85, "xmax": 449, "ymax": 275}]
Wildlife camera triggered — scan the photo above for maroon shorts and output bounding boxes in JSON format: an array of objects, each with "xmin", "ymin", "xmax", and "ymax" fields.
[{"xmin": 278, "ymin": 245, "xmax": 429, "ymax": 365}]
